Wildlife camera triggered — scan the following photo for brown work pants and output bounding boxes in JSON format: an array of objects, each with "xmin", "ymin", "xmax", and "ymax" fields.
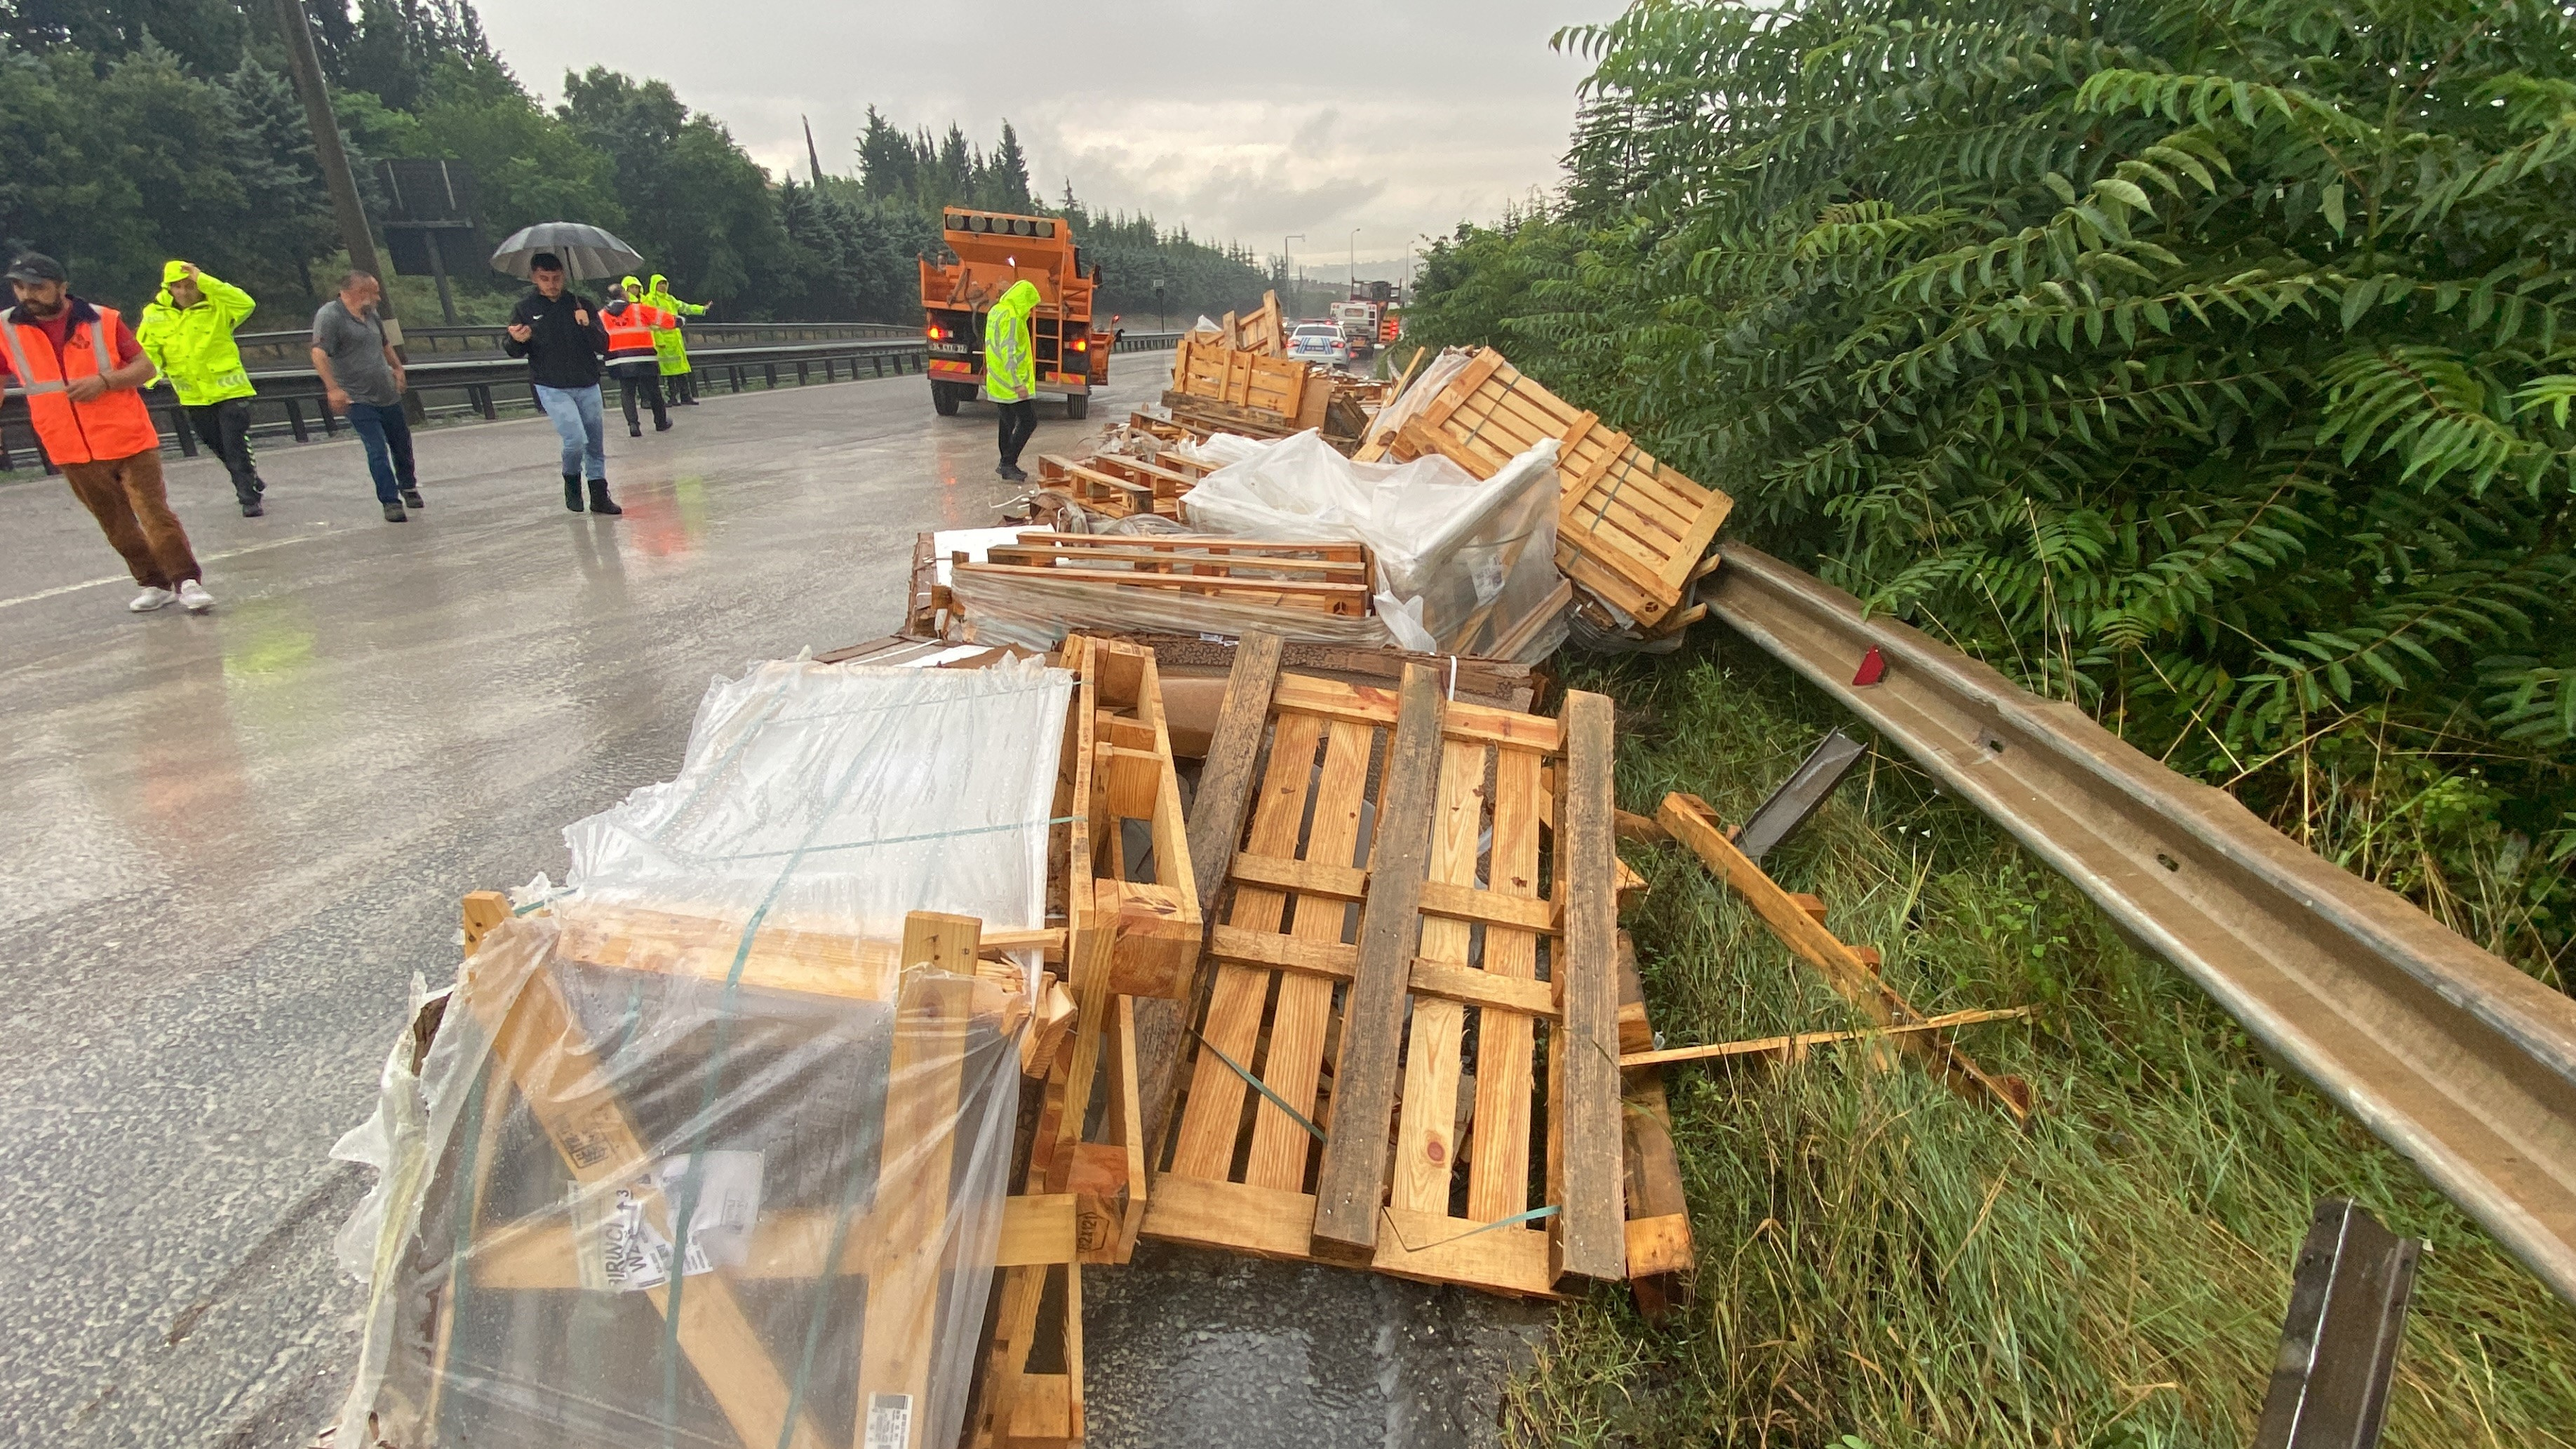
[{"xmin": 64, "ymin": 449, "xmax": 201, "ymax": 590}]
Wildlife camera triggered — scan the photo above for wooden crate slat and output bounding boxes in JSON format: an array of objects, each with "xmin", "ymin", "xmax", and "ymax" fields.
[
  {"xmin": 1551, "ymin": 692, "xmax": 1628, "ymax": 1283},
  {"xmin": 1167, "ymin": 709, "xmax": 1329, "ymax": 1182},
  {"xmin": 1309, "ymin": 664, "xmax": 1447, "ymax": 1262},
  {"xmin": 1391, "ymin": 734, "xmax": 1488, "ymax": 1217},
  {"xmin": 1468, "ymin": 744, "xmax": 1548, "ymax": 1223}
]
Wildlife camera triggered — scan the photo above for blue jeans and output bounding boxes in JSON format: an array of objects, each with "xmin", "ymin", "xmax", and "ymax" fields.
[
  {"xmin": 343, "ymin": 401, "xmax": 416, "ymax": 505},
  {"xmin": 535, "ymin": 384, "xmax": 607, "ymax": 480}
]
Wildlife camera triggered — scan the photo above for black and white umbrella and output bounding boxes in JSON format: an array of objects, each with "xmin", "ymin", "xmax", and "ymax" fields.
[{"xmin": 488, "ymin": 223, "xmax": 645, "ymax": 283}]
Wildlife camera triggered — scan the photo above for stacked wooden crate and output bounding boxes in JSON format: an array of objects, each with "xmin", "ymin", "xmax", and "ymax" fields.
[
  {"xmin": 1360, "ymin": 349, "xmax": 1733, "ymax": 641},
  {"xmin": 1158, "ymin": 334, "xmax": 1373, "ymax": 451}
]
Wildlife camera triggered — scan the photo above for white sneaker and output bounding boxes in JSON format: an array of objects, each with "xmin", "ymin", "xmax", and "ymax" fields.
[
  {"xmin": 128, "ymin": 587, "xmax": 176, "ymax": 612},
  {"xmin": 177, "ymin": 580, "xmax": 216, "ymax": 612}
]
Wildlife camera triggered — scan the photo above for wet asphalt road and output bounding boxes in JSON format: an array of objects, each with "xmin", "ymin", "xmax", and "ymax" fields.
[{"xmin": 0, "ymin": 359, "xmax": 1537, "ymax": 1448}]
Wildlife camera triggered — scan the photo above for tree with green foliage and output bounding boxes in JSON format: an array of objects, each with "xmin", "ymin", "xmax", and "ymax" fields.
[{"xmin": 1407, "ymin": 0, "xmax": 2576, "ymax": 973}]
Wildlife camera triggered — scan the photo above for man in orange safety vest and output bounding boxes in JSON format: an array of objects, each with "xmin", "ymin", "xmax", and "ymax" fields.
[
  {"xmin": 603, "ymin": 276, "xmax": 678, "ymax": 437},
  {"xmin": 0, "ymin": 252, "xmax": 214, "ymax": 614}
]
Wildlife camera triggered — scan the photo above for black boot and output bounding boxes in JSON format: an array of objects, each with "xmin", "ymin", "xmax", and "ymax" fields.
[
  {"xmin": 565, "ymin": 474, "xmax": 584, "ymax": 512},
  {"xmin": 586, "ymin": 478, "xmax": 623, "ymax": 515}
]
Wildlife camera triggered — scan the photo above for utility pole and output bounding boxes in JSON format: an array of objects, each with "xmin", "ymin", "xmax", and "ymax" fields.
[
  {"xmin": 271, "ymin": 0, "xmax": 401, "ymax": 342},
  {"xmin": 1348, "ymin": 227, "xmax": 1361, "ymax": 298},
  {"xmin": 1282, "ymin": 234, "xmax": 1303, "ymax": 316}
]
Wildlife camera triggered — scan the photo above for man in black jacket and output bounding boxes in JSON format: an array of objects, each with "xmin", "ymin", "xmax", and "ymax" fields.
[{"xmin": 502, "ymin": 252, "xmax": 621, "ymax": 515}]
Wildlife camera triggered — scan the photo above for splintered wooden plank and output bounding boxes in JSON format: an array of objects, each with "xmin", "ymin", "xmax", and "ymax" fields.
[
  {"xmin": 1616, "ymin": 932, "xmax": 1694, "ymax": 1317},
  {"xmin": 1310, "ymin": 664, "xmax": 1447, "ymax": 1262},
  {"xmin": 1655, "ymin": 792, "xmax": 2034, "ymax": 1124},
  {"xmin": 1552, "ymin": 690, "xmax": 1626, "ymax": 1285},
  {"xmin": 1138, "ymin": 633, "xmax": 1284, "ymax": 1157},
  {"xmin": 1392, "ymin": 735, "xmax": 1487, "ymax": 1216},
  {"xmin": 1468, "ymin": 744, "xmax": 1547, "ymax": 1223},
  {"xmin": 1169, "ymin": 708, "xmax": 1328, "ymax": 1183},
  {"xmin": 459, "ymin": 928, "xmax": 831, "ymax": 1449},
  {"xmin": 854, "ymin": 967, "xmax": 978, "ymax": 1447}
]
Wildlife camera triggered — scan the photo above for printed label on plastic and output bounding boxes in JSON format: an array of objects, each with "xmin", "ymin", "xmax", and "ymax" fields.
[
  {"xmin": 566, "ymin": 1149, "xmax": 765, "ymax": 1292},
  {"xmin": 864, "ymin": 1391, "xmax": 914, "ymax": 1449}
]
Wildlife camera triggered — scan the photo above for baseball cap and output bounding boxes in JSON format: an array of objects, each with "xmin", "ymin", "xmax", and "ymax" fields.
[{"xmin": 6, "ymin": 252, "xmax": 67, "ymax": 284}]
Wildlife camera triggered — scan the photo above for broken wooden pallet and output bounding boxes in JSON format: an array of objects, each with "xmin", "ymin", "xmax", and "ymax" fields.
[
  {"xmin": 1033, "ymin": 453, "xmax": 1196, "ymax": 521},
  {"xmin": 1616, "ymin": 930, "xmax": 1694, "ymax": 1319},
  {"xmin": 955, "ymin": 536, "xmax": 1376, "ymax": 619},
  {"xmin": 1656, "ymin": 792, "xmax": 2034, "ymax": 1122},
  {"xmin": 1139, "ymin": 659, "xmax": 1626, "ymax": 1296},
  {"xmin": 1218, "ymin": 290, "xmax": 1287, "ymax": 356},
  {"xmin": 1362, "ymin": 349, "xmax": 1733, "ymax": 628}
]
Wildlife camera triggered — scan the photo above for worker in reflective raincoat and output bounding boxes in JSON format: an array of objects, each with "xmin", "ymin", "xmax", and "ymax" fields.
[
  {"xmin": 641, "ymin": 273, "xmax": 706, "ymax": 405},
  {"xmin": 983, "ymin": 278, "xmax": 1040, "ymax": 482}
]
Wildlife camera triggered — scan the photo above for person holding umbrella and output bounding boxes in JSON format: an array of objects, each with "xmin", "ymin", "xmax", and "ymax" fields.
[{"xmin": 502, "ymin": 251, "xmax": 619, "ymax": 515}]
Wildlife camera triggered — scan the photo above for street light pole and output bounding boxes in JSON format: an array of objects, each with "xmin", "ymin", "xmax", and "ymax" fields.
[
  {"xmin": 1282, "ymin": 233, "xmax": 1304, "ymax": 314},
  {"xmin": 270, "ymin": 0, "xmax": 398, "ymax": 337},
  {"xmin": 1348, "ymin": 228, "xmax": 1361, "ymax": 297}
]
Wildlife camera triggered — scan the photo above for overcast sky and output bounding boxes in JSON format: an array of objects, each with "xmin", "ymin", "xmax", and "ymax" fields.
[{"xmin": 471, "ymin": 0, "xmax": 1625, "ymax": 282}]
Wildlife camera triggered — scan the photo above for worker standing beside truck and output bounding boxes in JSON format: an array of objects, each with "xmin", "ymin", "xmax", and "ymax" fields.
[
  {"xmin": 984, "ymin": 278, "xmax": 1040, "ymax": 482},
  {"xmin": 642, "ymin": 273, "xmax": 706, "ymax": 405},
  {"xmin": 137, "ymin": 260, "xmax": 268, "ymax": 517}
]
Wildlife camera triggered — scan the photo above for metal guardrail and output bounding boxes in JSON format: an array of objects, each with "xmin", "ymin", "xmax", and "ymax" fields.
[
  {"xmin": 229, "ymin": 319, "xmax": 920, "ymax": 369},
  {"xmin": 1705, "ymin": 541, "xmax": 2576, "ymax": 1306},
  {"xmin": 0, "ymin": 328, "xmax": 1183, "ymax": 473},
  {"xmin": 0, "ymin": 336, "xmax": 932, "ymax": 472}
]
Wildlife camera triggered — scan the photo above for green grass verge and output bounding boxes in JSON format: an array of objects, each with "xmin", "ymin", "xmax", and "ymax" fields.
[{"xmin": 1510, "ymin": 634, "xmax": 2576, "ymax": 1448}]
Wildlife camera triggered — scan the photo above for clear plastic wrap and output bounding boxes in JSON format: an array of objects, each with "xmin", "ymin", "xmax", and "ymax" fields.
[
  {"xmin": 337, "ymin": 660, "xmax": 1072, "ymax": 1449},
  {"xmin": 1179, "ymin": 430, "xmax": 1565, "ymax": 659}
]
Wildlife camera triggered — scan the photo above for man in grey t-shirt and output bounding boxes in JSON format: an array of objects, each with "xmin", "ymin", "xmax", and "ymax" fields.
[{"xmin": 309, "ymin": 271, "xmax": 422, "ymax": 522}]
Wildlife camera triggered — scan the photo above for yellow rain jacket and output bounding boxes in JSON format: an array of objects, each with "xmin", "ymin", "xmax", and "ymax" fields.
[
  {"xmin": 642, "ymin": 273, "xmax": 706, "ymax": 376},
  {"xmin": 136, "ymin": 260, "xmax": 256, "ymax": 406},
  {"xmin": 981, "ymin": 279, "xmax": 1040, "ymax": 403}
]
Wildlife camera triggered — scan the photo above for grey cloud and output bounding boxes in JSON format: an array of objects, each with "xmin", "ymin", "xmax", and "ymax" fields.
[{"xmin": 476, "ymin": 0, "xmax": 1626, "ymax": 263}]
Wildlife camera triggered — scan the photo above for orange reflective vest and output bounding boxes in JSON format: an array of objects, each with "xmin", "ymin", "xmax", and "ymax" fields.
[
  {"xmin": 601, "ymin": 299, "xmax": 675, "ymax": 368},
  {"xmin": 1, "ymin": 302, "xmax": 159, "ymax": 464}
]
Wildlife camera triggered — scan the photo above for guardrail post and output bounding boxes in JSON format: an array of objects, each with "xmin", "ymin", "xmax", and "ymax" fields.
[
  {"xmin": 166, "ymin": 405, "xmax": 199, "ymax": 458},
  {"xmin": 796, "ymin": 360, "xmax": 809, "ymax": 386},
  {"xmin": 286, "ymin": 398, "xmax": 309, "ymax": 443},
  {"xmin": 728, "ymin": 366, "xmax": 743, "ymax": 393},
  {"xmin": 763, "ymin": 362, "xmax": 779, "ymax": 389},
  {"xmin": 2254, "ymin": 1200, "xmax": 2420, "ymax": 1449}
]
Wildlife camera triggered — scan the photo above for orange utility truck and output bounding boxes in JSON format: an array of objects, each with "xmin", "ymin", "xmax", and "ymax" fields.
[{"xmin": 921, "ymin": 208, "xmax": 1112, "ymax": 419}]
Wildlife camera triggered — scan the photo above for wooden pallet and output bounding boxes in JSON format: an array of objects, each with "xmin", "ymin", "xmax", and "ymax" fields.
[
  {"xmin": 1367, "ymin": 349, "xmax": 1733, "ymax": 627},
  {"xmin": 1034, "ymin": 454, "xmax": 1197, "ymax": 521},
  {"xmin": 1169, "ymin": 333, "xmax": 1315, "ymax": 420},
  {"xmin": 1139, "ymin": 659, "xmax": 1627, "ymax": 1296},
  {"xmin": 955, "ymin": 535, "xmax": 1376, "ymax": 619}
]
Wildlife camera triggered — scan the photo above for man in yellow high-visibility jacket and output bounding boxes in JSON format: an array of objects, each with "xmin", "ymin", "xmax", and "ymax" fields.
[
  {"xmin": 137, "ymin": 260, "xmax": 267, "ymax": 515},
  {"xmin": 983, "ymin": 278, "xmax": 1040, "ymax": 482},
  {"xmin": 641, "ymin": 273, "xmax": 706, "ymax": 404}
]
